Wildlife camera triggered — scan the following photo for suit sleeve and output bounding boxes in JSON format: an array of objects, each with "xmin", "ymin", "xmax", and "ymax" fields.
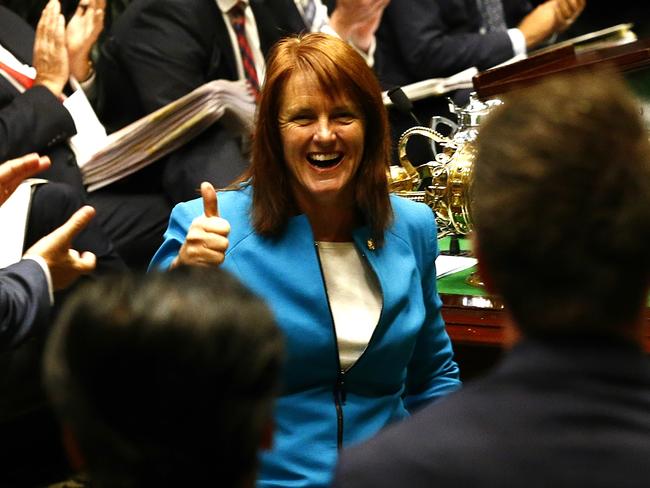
[
  {"xmin": 0, "ymin": 85, "xmax": 76, "ymax": 162},
  {"xmin": 403, "ymin": 204, "xmax": 461, "ymax": 411},
  {"xmin": 105, "ymin": 0, "xmax": 223, "ymax": 115},
  {"xmin": 0, "ymin": 259, "xmax": 51, "ymax": 351},
  {"xmin": 380, "ymin": 0, "xmax": 517, "ymax": 79}
]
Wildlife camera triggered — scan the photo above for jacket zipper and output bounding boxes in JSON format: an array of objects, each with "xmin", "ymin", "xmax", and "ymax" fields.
[{"xmin": 314, "ymin": 241, "xmax": 346, "ymax": 450}]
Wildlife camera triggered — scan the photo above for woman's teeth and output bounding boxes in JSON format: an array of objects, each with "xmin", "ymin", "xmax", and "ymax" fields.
[{"xmin": 307, "ymin": 153, "xmax": 343, "ymax": 168}]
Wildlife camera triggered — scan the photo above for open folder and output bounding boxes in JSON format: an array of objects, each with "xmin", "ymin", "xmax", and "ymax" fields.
[{"xmin": 77, "ymin": 79, "xmax": 255, "ymax": 192}]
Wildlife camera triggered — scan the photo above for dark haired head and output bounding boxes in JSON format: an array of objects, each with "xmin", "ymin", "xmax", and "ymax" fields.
[
  {"xmin": 240, "ymin": 33, "xmax": 392, "ymax": 246},
  {"xmin": 473, "ymin": 70, "xmax": 650, "ymax": 340},
  {"xmin": 44, "ymin": 266, "xmax": 284, "ymax": 488}
]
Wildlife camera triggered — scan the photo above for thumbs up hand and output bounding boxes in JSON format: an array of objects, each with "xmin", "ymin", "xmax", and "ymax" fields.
[{"xmin": 173, "ymin": 182, "xmax": 231, "ymax": 268}]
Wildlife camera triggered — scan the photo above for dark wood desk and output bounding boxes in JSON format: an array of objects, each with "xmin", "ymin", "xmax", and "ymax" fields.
[
  {"xmin": 441, "ymin": 293, "xmax": 650, "ymax": 353},
  {"xmin": 441, "ymin": 293, "xmax": 506, "ymax": 347}
]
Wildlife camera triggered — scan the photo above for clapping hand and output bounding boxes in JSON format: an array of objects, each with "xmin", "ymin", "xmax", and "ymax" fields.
[
  {"xmin": 518, "ymin": 0, "xmax": 586, "ymax": 49},
  {"xmin": 173, "ymin": 182, "xmax": 231, "ymax": 268},
  {"xmin": 329, "ymin": 0, "xmax": 391, "ymax": 52},
  {"xmin": 348, "ymin": 0, "xmax": 391, "ymax": 52},
  {"xmin": 33, "ymin": 0, "xmax": 68, "ymax": 97},
  {"xmin": 67, "ymin": 0, "xmax": 106, "ymax": 81},
  {"xmin": 554, "ymin": 0, "xmax": 586, "ymax": 31}
]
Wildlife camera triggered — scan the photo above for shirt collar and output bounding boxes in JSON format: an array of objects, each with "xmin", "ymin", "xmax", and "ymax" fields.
[{"xmin": 216, "ymin": 0, "xmax": 249, "ymax": 14}]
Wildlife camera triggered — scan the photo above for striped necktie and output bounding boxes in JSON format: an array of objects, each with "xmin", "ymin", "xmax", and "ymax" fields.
[{"xmin": 228, "ymin": 2, "xmax": 260, "ymax": 99}]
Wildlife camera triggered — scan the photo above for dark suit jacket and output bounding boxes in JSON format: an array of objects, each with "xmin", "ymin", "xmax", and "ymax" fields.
[
  {"xmin": 0, "ymin": 6, "xmax": 83, "ymax": 189},
  {"xmin": 374, "ymin": 0, "xmax": 533, "ymax": 165},
  {"xmin": 333, "ymin": 337, "xmax": 650, "ymax": 488},
  {"xmin": 0, "ymin": 259, "xmax": 49, "ymax": 352},
  {"xmin": 376, "ymin": 0, "xmax": 532, "ymax": 88},
  {"xmin": 95, "ymin": 0, "xmax": 308, "ymax": 202},
  {"xmin": 0, "ymin": 6, "xmax": 170, "ymax": 269}
]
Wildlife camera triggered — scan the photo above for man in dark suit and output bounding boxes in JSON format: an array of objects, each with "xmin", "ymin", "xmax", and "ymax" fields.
[
  {"xmin": 333, "ymin": 70, "xmax": 650, "ymax": 487},
  {"xmin": 0, "ymin": 153, "xmax": 97, "ymax": 352},
  {"xmin": 0, "ymin": 152, "xmax": 117, "ymax": 487},
  {"xmin": 376, "ymin": 0, "xmax": 585, "ymax": 164},
  {"xmin": 95, "ymin": 0, "xmax": 389, "ymax": 202},
  {"xmin": 0, "ymin": 1, "xmax": 171, "ymax": 269}
]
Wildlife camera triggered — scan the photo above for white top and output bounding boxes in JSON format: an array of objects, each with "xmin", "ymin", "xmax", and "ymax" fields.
[{"xmin": 317, "ymin": 241, "xmax": 382, "ymax": 371}]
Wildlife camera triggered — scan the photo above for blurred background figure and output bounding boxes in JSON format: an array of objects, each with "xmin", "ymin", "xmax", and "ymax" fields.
[
  {"xmin": 43, "ymin": 266, "xmax": 284, "ymax": 488},
  {"xmin": 333, "ymin": 70, "xmax": 650, "ymax": 488},
  {"xmin": 373, "ymin": 0, "xmax": 586, "ymax": 164}
]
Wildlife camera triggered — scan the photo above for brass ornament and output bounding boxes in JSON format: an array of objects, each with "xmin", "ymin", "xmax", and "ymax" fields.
[
  {"xmin": 389, "ymin": 126, "xmax": 474, "ymax": 237},
  {"xmin": 388, "ymin": 94, "xmax": 502, "ymax": 238}
]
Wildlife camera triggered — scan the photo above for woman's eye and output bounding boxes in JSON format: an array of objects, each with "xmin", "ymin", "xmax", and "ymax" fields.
[
  {"xmin": 292, "ymin": 115, "xmax": 314, "ymax": 125},
  {"xmin": 333, "ymin": 112, "xmax": 357, "ymax": 123}
]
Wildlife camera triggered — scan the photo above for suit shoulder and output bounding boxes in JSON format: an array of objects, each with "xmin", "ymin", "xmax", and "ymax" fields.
[
  {"xmin": 389, "ymin": 194, "xmax": 436, "ymax": 236},
  {"xmin": 114, "ymin": 0, "xmax": 215, "ymax": 31}
]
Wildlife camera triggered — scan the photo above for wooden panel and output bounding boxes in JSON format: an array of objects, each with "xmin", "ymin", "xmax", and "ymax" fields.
[
  {"xmin": 441, "ymin": 293, "xmax": 650, "ymax": 352},
  {"xmin": 472, "ymin": 39, "xmax": 650, "ymax": 100}
]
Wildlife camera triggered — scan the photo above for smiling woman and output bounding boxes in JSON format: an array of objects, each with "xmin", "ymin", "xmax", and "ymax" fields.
[
  {"xmin": 150, "ymin": 33, "xmax": 461, "ymax": 488},
  {"xmin": 277, "ymin": 70, "xmax": 365, "ymax": 234},
  {"xmin": 249, "ymin": 31, "xmax": 393, "ymax": 246}
]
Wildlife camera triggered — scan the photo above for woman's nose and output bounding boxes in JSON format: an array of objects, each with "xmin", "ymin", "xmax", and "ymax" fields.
[{"xmin": 314, "ymin": 117, "xmax": 336, "ymax": 144}]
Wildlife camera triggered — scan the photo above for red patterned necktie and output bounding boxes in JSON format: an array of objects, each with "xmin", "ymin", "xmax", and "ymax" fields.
[
  {"xmin": 0, "ymin": 61, "xmax": 35, "ymax": 89},
  {"xmin": 228, "ymin": 2, "xmax": 260, "ymax": 99}
]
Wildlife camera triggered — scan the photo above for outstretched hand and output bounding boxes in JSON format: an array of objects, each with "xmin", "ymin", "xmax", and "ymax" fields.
[
  {"xmin": 553, "ymin": 0, "xmax": 586, "ymax": 31},
  {"xmin": 24, "ymin": 205, "xmax": 97, "ymax": 291},
  {"xmin": 348, "ymin": 0, "xmax": 390, "ymax": 52},
  {"xmin": 33, "ymin": 0, "xmax": 69, "ymax": 97},
  {"xmin": 173, "ymin": 182, "xmax": 231, "ymax": 268},
  {"xmin": 0, "ymin": 154, "xmax": 51, "ymax": 206},
  {"xmin": 518, "ymin": 0, "xmax": 586, "ymax": 49},
  {"xmin": 66, "ymin": 0, "xmax": 106, "ymax": 81}
]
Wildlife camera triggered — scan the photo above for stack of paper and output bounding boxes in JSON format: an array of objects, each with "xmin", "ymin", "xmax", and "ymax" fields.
[
  {"xmin": 382, "ymin": 67, "xmax": 478, "ymax": 106},
  {"xmin": 78, "ymin": 79, "xmax": 255, "ymax": 192},
  {"xmin": 435, "ymin": 255, "xmax": 477, "ymax": 279}
]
